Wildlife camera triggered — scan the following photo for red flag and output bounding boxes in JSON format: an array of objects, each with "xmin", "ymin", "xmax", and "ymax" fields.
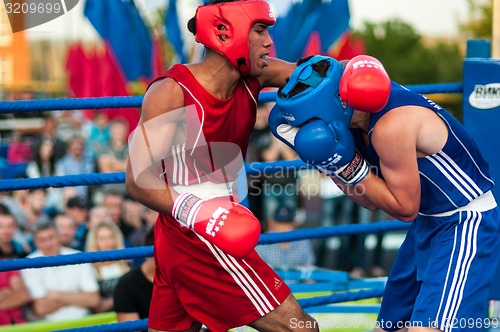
[
  {"xmin": 65, "ymin": 43, "xmax": 87, "ymax": 97},
  {"xmin": 328, "ymin": 32, "xmax": 365, "ymax": 61},
  {"xmin": 100, "ymin": 43, "xmax": 139, "ymax": 132},
  {"xmin": 302, "ymin": 31, "xmax": 322, "ymax": 58},
  {"xmin": 152, "ymin": 33, "xmax": 165, "ymax": 78}
]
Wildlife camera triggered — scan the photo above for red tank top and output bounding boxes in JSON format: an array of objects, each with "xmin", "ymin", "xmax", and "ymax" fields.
[
  {"xmin": 155, "ymin": 64, "xmax": 260, "ymax": 186},
  {"xmin": 151, "ymin": 65, "xmax": 261, "ymax": 238}
]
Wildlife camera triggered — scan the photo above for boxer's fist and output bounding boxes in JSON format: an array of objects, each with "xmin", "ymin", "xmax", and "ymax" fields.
[
  {"xmin": 172, "ymin": 194, "xmax": 260, "ymax": 259},
  {"xmin": 340, "ymin": 55, "xmax": 391, "ymax": 113},
  {"xmin": 294, "ymin": 120, "xmax": 369, "ymax": 184}
]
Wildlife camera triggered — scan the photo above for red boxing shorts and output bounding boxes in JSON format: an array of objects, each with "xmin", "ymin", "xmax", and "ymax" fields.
[{"xmin": 149, "ymin": 215, "xmax": 290, "ymax": 332}]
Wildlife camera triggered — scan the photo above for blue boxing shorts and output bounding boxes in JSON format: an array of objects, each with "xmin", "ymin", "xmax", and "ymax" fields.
[{"xmin": 377, "ymin": 205, "xmax": 500, "ymax": 332}]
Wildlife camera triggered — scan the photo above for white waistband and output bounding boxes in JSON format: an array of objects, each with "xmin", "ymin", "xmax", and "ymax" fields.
[
  {"xmin": 172, "ymin": 181, "xmax": 234, "ymax": 200},
  {"xmin": 419, "ymin": 190, "xmax": 497, "ymax": 217}
]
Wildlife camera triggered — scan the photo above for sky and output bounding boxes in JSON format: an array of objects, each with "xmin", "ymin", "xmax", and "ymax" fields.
[{"xmin": 24, "ymin": 0, "xmax": 472, "ymax": 41}]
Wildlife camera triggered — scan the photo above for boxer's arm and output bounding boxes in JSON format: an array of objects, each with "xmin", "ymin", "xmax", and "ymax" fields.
[
  {"xmin": 126, "ymin": 78, "xmax": 184, "ymax": 215},
  {"xmin": 259, "ymin": 57, "xmax": 296, "ymax": 88},
  {"xmin": 335, "ymin": 109, "xmax": 421, "ymax": 222}
]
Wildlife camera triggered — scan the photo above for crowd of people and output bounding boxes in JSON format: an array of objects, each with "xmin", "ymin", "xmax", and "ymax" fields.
[
  {"xmin": 0, "ymin": 97, "xmax": 393, "ymax": 328},
  {"xmin": 0, "ymin": 110, "xmax": 159, "ymax": 326}
]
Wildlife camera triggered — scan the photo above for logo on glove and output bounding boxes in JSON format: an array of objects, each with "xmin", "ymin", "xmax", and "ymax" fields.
[{"xmin": 206, "ymin": 207, "xmax": 229, "ymax": 237}]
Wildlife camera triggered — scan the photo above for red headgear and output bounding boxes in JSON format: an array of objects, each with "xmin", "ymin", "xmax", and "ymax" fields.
[{"xmin": 193, "ymin": 0, "xmax": 276, "ymax": 76}]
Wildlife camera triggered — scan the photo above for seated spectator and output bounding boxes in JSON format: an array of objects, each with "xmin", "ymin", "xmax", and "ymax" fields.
[
  {"xmin": 26, "ymin": 138, "xmax": 61, "ymax": 214},
  {"xmin": 85, "ymin": 221, "xmax": 129, "ymax": 313},
  {"xmin": 14, "ymin": 188, "xmax": 50, "ymax": 252},
  {"xmin": 0, "ymin": 204, "xmax": 30, "ymax": 259},
  {"xmin": 0, "ymin": 269, "xmax": 31, "ymax": 325},
  {"xmin": 30, "ymin": 116, "xmax": 67, "ymax": 162},
  {"xmin": 85, "ymin": 112, "xmax": 110, "ymax": 161},
  {"xmin": 0, "ymin": 205, "xmax": 31, "ymax": 324},
  {"xmin": 7, "ymin": 132, "xmax": 32, "ymax": 165},
  {"xmin": 64, "ymin": 195, "xmax": 90, "ymax": 251},
  {"xmin": 255, "ymin": 204, "xmax": 316, "ymax": 270},
  {"xmin": 97, "ymin": 118, "xmax": 129, "ymax": 195},
  {"xmin": 87, "ymin": 206, "xmax": 112, "ymax": 229},
  {"xmin": 102, "ymin": 191, "xmax": 123, "ymax": 226},
  {"xmin": 20, "ymin": 222, "xmax": 100, "ymax": 321},
  {"xmin": 97, "ymin": 118, "xmax": 128, "ymax": 173},
  {"xmin": 120, "ymin": 195, "xmax": 146, "ymax": 245},
  {"xmin": 113, "ymin": 227, "xmax": 154, "ymax": 325},
  {"xmin": 54, "ymin": 110, "xmax": 84, "ymax": 143},
  {"xmin": 55, "ymin": 136, "xmax": 94, "ymax": 198},
  {"xmin": 26, "ymin": 138, "xmax": 56, "ymax": 178},
  {"xmin": 54, "ymin": 214, "xmax": 78, "ymax": 249},
  {"xmin": 128, "ymin": 208, "xmax": 157, "ymax": 248}
]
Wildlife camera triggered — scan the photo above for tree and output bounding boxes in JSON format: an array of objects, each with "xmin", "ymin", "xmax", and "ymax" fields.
[
  {"xmin": 353, "ymin": 19, "xmax": 464, "ymax": 117},
  {"xmin": 353, "ymin": 19, "xmax": 463, "ymax": 85},
  {"xmin": 459, "ymin": 0, "xmax": 493, "ymax": 39}
]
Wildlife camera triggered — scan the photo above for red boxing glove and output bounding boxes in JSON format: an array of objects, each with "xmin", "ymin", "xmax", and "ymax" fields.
[
  {"xmin": 339, "ymin": 55, "xmax": 391, "ymax": 113},
  {"xmin": 172, "ymin": 193, "xmax": 261, "ymax": 259}
]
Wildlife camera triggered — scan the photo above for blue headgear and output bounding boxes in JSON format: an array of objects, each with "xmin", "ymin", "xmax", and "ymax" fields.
[{"xmin": 275, "ymin": 56, "xmax": 353, "ymax": 127}]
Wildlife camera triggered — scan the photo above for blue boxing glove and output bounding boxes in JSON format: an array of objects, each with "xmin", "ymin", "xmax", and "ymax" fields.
[
  {"xmin": 268, "ymin": 104, "xmax": 298, "ymax": 149},
  {"xmin": 270, "ymin": 55, "xmax": 370, "ymax": 184},
  {"xmin": 269, "ymin": 105, "xmax": 369, "ymax": 184},
  {"xmin": 294, "ymin": 119, "xmax": 369, "ymax": 184}
]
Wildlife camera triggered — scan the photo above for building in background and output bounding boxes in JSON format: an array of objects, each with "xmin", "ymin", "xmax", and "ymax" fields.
[{"xmin": 0, "ymin": 6, "xmax": 31, "ymax": 99}]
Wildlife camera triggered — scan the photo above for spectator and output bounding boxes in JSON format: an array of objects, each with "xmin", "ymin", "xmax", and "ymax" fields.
[
  {"xmin": 246, "ymin": 102, "xmax": 275, "ymax": 222},
  {"xmin": 97, "ymin": 118, "xmax": 128, "ymax": 173},
  {"xmin": 7, "ymin": 131, "xmax": 32, "ymax": 165},
  {"xmin": 97, "ymin": 118, "xmax": 129, "ymax": 195},
  {"xmin": 85, "ymin": 221, "xmax": 129, "ymax": 313},
  {"xmin": 21, "ymin": 221, "xmax": 100, "ymax": 321},
  {"xmin": 128, "ymin": 208, "xmax": 157, "ymax": 248},
  {"xmin": 0, "ymin": 204, "xmax": 31, "ymax": 325},
  {"xmin": 119, "ymin": 195, "xmax": 146, "ymax": 243},
  {"xmin": 102, "ymin": 191, "xmax": 123, "ymax": 226},
  {"xmin": 55, "ymin": 136, "xmax": 94, "ymax": 198},
  {"xmin": 64, "ymin": 196, "xmax": 90, "ymax": 251},
  {"xmin": 19, "ymin": 188, "xmax": 49, "ymax": 249},
  {"xmin": 256, "ymin": 204, "xmax": 316, "ymax": 269},
  {"xmin": 113, "ymin": 227, "xmax": 154, "ymax": 325},
  {"xmin": 85, "ymin": 113, "xmax": 110, "ymax": 161},
  {"xmin": 54, "ymin": 214, "xmax": 78, "ymax": 249},
  {"xmin": 25, "ymin": 139, "xmax": 61, "ymax": 214},
  {"xmin": 247, "ymin": 102, "xmax": 298, "ymax": 223},
  {"xmin": 87, "ymin": 206, "xmax": 112, "ymax": 230},
  {"xmin": 53, "ymin": 110, "xmax": 84, "ymax": 143},
  {"xmin": 0, "ymin": 270, "xmax": 30, "ymax": 325},
  {"xmin": 30, "ymin": 116, "xmax": 66, "ymax": 162},
  {"xmin": 0, "ymin": 204, "xmax": 29, "ymax": 259},
  {"xmin": 26, "ymin": 138, "xmax": 56, "ymax": 178}
]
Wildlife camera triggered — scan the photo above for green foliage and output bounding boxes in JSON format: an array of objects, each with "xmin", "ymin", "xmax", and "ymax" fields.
[
  {"xmin": 353, "ymin": 19, "xmax": 463, "ymax": 85},
  {"xmin": 459, "ymin": 0, "xmax": 493, "ymax": 39},
  {"xmin": 352, "ymin": 18, "xmax": 464, "ymax": 118}
]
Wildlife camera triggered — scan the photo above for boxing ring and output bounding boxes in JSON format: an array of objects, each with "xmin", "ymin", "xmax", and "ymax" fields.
[{"xmin": 0, "ymin": 80, "xmax": 494, "ymax": 331}]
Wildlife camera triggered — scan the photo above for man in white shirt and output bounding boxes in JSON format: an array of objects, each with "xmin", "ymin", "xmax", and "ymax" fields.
[{"xmin": 21, "ymin": 221, "xmax": 100, "ymax": 321}]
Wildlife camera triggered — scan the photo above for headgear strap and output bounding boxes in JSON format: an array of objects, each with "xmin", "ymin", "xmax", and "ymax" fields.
[{"xmin": 193, "ymin": 0, "xmax": 275, "ymax": 76}]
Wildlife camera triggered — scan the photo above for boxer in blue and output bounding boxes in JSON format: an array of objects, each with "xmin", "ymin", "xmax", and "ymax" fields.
[{"xmin": 270, "ymin": 55, "xmax": 500, "ymax": 332}]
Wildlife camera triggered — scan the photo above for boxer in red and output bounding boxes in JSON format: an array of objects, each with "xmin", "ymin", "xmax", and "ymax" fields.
[{"xmin": 126, "ymin": 1, "xmax": 318, "ymax": 331}]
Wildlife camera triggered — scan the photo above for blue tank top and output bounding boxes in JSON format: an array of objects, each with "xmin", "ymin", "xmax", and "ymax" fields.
[{"xmin": 354, "ymin": 82, "xmax": 494, "ymax": 215}]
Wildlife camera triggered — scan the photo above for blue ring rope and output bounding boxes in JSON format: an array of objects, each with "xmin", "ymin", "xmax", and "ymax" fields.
[
  {"xmin": 0, "ymin": 83, "xmax": 462, "ymax": 113},
  {"xmin": 56, "ymin": 288, "xmax": 385, "ymax": 332},
  {"xmin": 0, "ymin": 221, "xmax": 408, "ymax": 272},
  {"xmin": 0, "ymin": 160, "xmax": 312, "ymax": 192}
]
